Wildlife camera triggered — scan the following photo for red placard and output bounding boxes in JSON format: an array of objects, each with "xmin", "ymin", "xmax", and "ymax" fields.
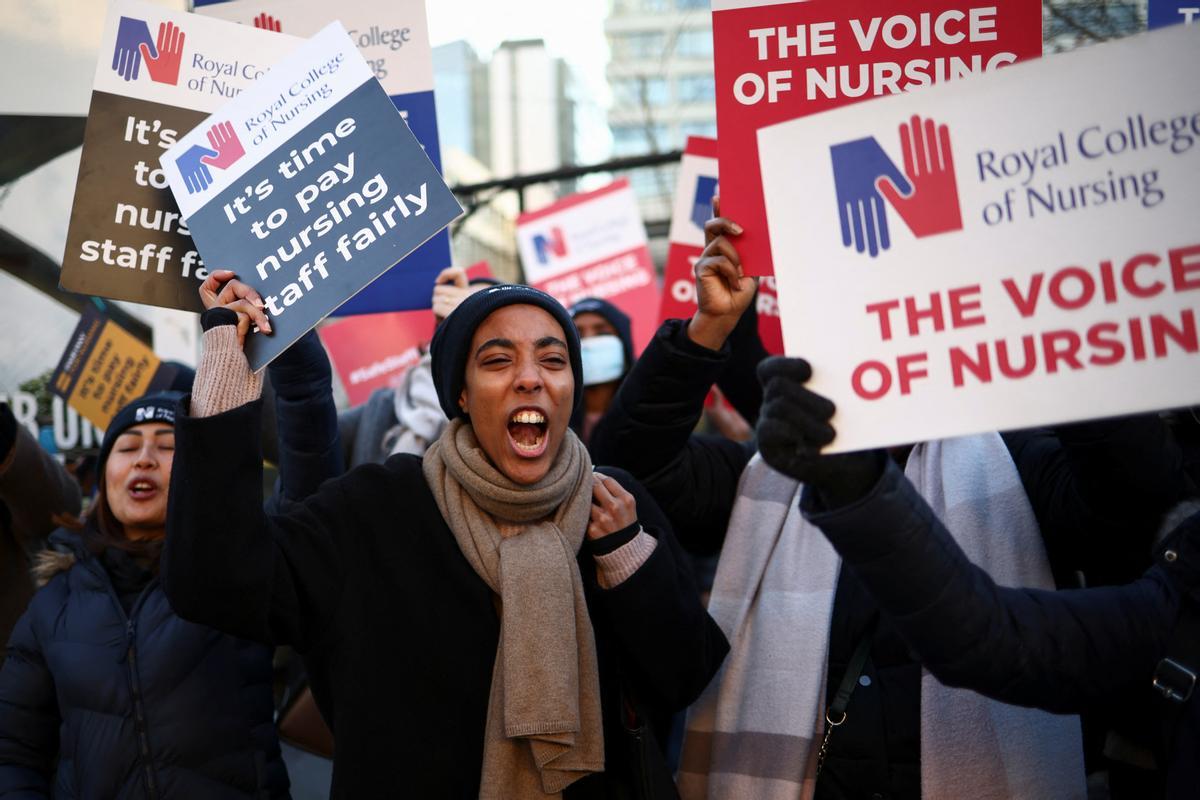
[
  {"xmin": 661, "ymin": 136, "xmax": 786, "ymax": 354},
  {"xmin": 319, "ymin": 261, "xmax": 496, "ymax": 406},
  {"xmin": 319, "ymin": 310, "xmax": 435, "ymax": 407},
  {"xmin": 517, "ymin": 180, "xmax": 659, "ymax": 353},
  {"xmin": 466, "ymin": 261, "xmax": 495, "ymax": 281},
  {"xmin": 712, "ymin": 0, "xmax": 1043, "ymax": 275}
]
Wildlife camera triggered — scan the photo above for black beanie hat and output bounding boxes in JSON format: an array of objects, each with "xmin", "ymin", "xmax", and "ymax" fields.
[
  {"xmin": 97, "ymin": 392, "xmax": 181, "ymax": 469},
  {"xmin": 430, "ymin": 284, "xmax": 583, "ymax": 421},
  {"xmin": 569, "ymin": 297, "xmax": 635, "ymax": 378}
]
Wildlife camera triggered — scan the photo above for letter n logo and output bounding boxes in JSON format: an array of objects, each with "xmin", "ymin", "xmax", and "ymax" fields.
[{"xmin": 532, "ymin": 228, "xmax": 568, "ymax": 265}]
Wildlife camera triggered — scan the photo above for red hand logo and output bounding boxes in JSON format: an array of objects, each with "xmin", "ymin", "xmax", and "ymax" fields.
[
  {"xmin": 201, "ymin": 122, "xmax": 245, "ymax": 170},
  {"xmin": 876, "ymin": 116, "xmax": 963, "ymax": 238},
  {"xmin": 139, "ymin": 21, "xmax": 184, "ymax": 86},
  {"xmin": 254, "ymin": 13, "xmax": 282, "ymax": 32}
]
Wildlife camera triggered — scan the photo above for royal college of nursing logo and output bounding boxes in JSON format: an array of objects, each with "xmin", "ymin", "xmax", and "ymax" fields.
[
  {"xmin": 830, "ymin": 115, "xmax": 964, "ymax": 258},
  {"xmin": 533, "ymin": 227, "xmax": 569, "ymax": 265},
  {"xmin": 111, "ymin": 17, "xmax": 186, "ymax": 85},
  {"xmin": 174, "ymin": 121, "xmax": 247, "ymax": 194}
]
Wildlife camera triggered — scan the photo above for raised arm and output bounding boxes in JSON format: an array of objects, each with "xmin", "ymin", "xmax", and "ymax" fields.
[
  {"xmin": 589, "ymin": 212, "xmax": 757, "ymax": 553},
  {"xmin": 754, "ymin": 355, "xmax": 1183, "ymax": 712},
  {"xmin": 803, "ymin": 460, "xmax": 1179, "ymax": 712},
  {"xmin": 267, "ymin": 328, "xmax": 343, "ymax": 507},
  {"xmin": 163, "ymin": 310, "xmax": 352, "ymax": 651}
]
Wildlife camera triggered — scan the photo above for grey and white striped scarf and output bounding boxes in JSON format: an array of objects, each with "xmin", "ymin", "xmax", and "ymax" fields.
[{"xmin": 678, "ymin": 433, "xmax": 1086, "ymax": 800}]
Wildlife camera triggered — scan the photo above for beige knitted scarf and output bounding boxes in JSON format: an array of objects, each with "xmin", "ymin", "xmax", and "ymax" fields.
[{"xmin": 423, "ymin": 419, "xmax": 604, "ymax": 798}]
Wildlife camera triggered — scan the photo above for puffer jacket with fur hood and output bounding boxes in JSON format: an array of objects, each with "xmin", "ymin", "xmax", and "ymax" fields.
[{"xmin": 0, "ymin": 527, "xmax": 289, "ymax": 799}]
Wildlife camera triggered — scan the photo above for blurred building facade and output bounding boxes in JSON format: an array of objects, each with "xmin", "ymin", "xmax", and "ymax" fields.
[
  {"xmin": 433, "ymin": 38, "xmax": 578, "ymax": 277},
  {"xmin": 605, "ymin": 0, "xmax": 716, "ymax": 225},
  {"xmin": 488, "ymin": 39, "xmax": 578, "ymax": 211}
]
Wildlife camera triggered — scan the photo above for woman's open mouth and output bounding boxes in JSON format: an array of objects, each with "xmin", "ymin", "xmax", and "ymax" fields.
[
  {"xmin": 506, "ymin": 408, "xmax": 549, "ymax": 458},
  {"xmin": 126, "ymin": 478, "xmax": 160, "ymax": 502}
]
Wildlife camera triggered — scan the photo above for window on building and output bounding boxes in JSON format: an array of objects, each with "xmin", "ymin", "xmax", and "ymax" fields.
[
  {"xmin": 675, "ymin": 74, "xmax": 715, "ymax": 102},
  {"xmin": 622, "ymin": 165, "xmax": 675, "ymax": 202},
  {"xmin": 674, "ymin": 29, "xmax": 713, "ymax": 58},
  {"xmin": 680, "ymin": 121, "xmax": 717, "ymax": 140},
  {"xmin": 612, "ymin": 123, "xmax": 671, "ymax": 156},
  {"xmin": 616, "ymin": 31, "xmax": 666, "ymax": 59},
  {"xmin": 613, "ymin": 76, "xmax": 670, "ymax": 107}
]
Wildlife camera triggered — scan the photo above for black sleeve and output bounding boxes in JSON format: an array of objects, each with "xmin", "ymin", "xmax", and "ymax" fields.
[
  {"xmin": 0, "ymin": 405, "xmax": 81, "ymax": 553},
  {"xmin": 803, "ymin": 461, "xmax": 1178, "ymax": 713},
  {"xmin": 589, "ymin": 320, "xmax": 755, "ymax": 555},
  {"xmin": 0, "ymin": 602, "xmax": 59, "ymax": 797},
  {"xmin": 714, "ymin": 292, "xmax": 769, "ymax": 426},
  {"xmin": 164, "ymin": 399, "xmax": 354, "ymax": 651},
  {"xmin": 1002, "ymin": 413, "xmax": 1191, "ymax": 583},
  {"xmin": 267, "ymin": 329, "xmax": 344, "ymax": 508},
  {"xmin": 337, "ymin": 405, "xmax": 364, "ymax": 470},
  {"xmin": 588, "ymin": 468, "xmax": 729, "ymax": 710}
]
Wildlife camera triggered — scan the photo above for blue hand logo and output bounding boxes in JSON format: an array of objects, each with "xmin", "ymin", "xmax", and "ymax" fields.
[
  {"xmin": 112, "ymin": 17, "xmax": 156, "ymax": 82},
  {"xmin": 830, "ymin": 138, "xmax": 912, "ymax": 258},
  {"xmin": 177, "ymin": 144, "xmax": 219, "ymax": 194}
]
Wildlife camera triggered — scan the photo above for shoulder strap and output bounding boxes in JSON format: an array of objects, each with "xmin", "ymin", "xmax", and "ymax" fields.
[{"xmin": 1155, "ymin": 584, "xmax": 1200, "ymax": 754}]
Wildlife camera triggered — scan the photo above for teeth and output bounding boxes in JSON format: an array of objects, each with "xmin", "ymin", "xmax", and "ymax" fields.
[
  {"xmin": 510, "ymin": 410, "xmax": 545, "ymax": 425},
  {"xmin": 513, "ymin": 436, "xmax": 545, "ymax": 453}
]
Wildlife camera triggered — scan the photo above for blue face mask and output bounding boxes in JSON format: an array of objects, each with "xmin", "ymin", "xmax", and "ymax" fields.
[{"xmin": 580, "ymin": 335, "xmax": 626, "ymax": 387}]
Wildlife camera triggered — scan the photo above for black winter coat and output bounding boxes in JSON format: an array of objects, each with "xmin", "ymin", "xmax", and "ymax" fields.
[
  {"xmin": 589, "ymin": 318, "xmax": 1189, "ymax": 799},
  {"xmin": 0, "ymin": 528, "xmax": 288, "ymax": 799},
  {"xmin": 804, "ymin": 460, "xmax": 1200, "ymax": 799},
  {"xmin": 163, "ymin": 398, "xmax": 729, "ymax": 799}
]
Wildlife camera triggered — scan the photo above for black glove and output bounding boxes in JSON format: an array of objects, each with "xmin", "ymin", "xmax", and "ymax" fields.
[
  {"xmin": 755, "ymin": 356, "xmax": 885, "ymax": 508},
  {"xmin": 200, "ymin": 307, "xmax": 238, "ymax": 331}
]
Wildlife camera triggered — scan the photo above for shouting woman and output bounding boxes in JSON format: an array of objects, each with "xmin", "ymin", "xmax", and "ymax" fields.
[
  {"xmin": 163, "ymin": 284, "xmax": 728, "ymax": 798},
  {"xmin": 0, "ymin": 394, "xmax": 289, "ymax": 798}
]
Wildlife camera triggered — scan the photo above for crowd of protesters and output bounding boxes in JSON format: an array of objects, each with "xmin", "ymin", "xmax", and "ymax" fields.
[{"xmin": 0, "ymin": 204, "xmax": 1197, "ymax": 800}]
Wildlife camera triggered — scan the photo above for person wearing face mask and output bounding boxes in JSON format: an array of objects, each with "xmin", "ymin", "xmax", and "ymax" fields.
[
  {"xmin": 162, "ymin": 285, "xmax": 728, "ymax": 798},
  {"xmin": 569, "ymin": 298, "xmax": 634, "ymax": 447},
  {"xmin": 0, "ymin": 394, "xmax": 290, "ymax": 798}
]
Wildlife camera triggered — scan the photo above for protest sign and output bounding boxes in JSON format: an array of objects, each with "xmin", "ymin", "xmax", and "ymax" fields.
[
  {"xmin": 660, "ymin": 136, "xmax": 785, "ymax": 354},
  {"xmin": 660, "ymin": 137, "xmax": 719, "ymax": 326},
  {"xmin": 319, "ymin": 309, "xmax": 434, "ymax": 406},
  {"xmin": 466, "ymin": 261, "xmax": 496, "ymax": 281},
  {"xmin": 318, "ymin": 259, "xmax": 493, "ymax": 406},
  {"xmin": 757, "ymin": 23, "xmax": 1200, "ymax": 452},
  {"xmin": 712, "ymin": 0, "xmax": 1042, "ymax": 277},
  {"xmin": 161, "ymin": 23, "xmax": 462, "ymax": 372},
  {"xmin": 1, "ymin": 388, "xmax": 105, "ymax": 455},
  {"xmin": 1148, "ymin": 1, "xmax": 1200, "ymax": 29},
  {"xmin": 59, "ymin": 0, "xmax": 299, "ymax": 311},
  {"xmin": 49, "ymin": 308, "xmax": 177, "ymax": 430},
  {"xmin": 194, "ymin": 0, "xmax": 452, "ymax": 315},
  {"xmin": 517, "ymin": 180, "xmax": 658, "ymax": 354}
]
